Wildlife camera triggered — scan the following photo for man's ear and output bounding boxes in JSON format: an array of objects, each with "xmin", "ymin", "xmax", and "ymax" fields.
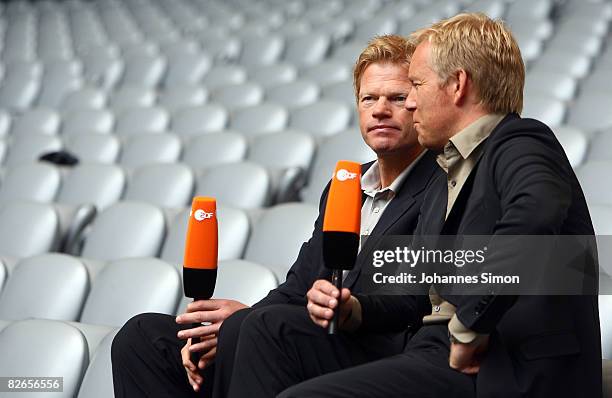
[{"xmin": 451, "ymin": 69, "xmax": 469, "ymax": 106}]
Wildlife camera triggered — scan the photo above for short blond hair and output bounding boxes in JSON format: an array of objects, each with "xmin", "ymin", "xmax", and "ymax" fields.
[
  {"xmin": 410, "ymin": 13, "xmax": 524, "ymax": 114},
  {"xmin": 353, "ymin": 35, "xmax": 416, "ymax": 102}
]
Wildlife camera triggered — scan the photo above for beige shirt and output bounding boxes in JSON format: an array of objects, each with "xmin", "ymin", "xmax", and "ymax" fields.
[
  {"xmin": 422, "ymin": 113, "xmax": 505, "ymax": 343},
  {"xmin": 341, "ymin": 151, "xmax": 427, "ymax": 331}
]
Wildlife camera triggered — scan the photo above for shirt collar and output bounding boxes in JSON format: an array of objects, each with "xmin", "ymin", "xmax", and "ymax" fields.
[
  {"xmin": 362, "ymin": 150, "xmax": 427, "ymax": 196},
  {"xmin": 436, "ymin": 113, "xmax": 505, "ymax": 170}
]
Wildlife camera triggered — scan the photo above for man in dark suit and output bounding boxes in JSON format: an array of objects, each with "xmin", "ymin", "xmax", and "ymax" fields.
[
  {"xmin": 111, "ymin": 35, "xmax": 440, "ymax": 398},
  {"xmin": 227, "ymin": 13, "xmax": 602, "ymax": 398}
]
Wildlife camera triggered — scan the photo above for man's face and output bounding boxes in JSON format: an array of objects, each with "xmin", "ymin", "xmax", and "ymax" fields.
[
  {"xmin": 405, "ymin": 41, "xmax": 456, "ymax": 151},
  {"xmin": 358, "ymin": 62, "xmax": 419, "ymax": 157}
]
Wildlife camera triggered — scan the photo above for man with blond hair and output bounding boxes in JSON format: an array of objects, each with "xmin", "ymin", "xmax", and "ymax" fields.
[
  {"xmin": 112, "ymin": 34, "xmax": 440, "ymax": 398},
  {"xmin": 228, "ymin": 13, "xmax": 601, "ymax": 398}
]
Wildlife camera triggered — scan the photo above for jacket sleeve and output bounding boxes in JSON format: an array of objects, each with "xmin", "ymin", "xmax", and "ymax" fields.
[{"xmin": 454, "ymin": 120, "xmax": 577, "ymax": 333}]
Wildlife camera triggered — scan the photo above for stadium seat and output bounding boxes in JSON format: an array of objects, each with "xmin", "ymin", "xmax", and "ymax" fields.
[
  {"xmin": 0, "ymin": 253, "xmax": 88, "ymax": 321},
  {"xmin": 120, "ymin": 53, "xmax": 167, "ymax": 88},
  {"xmin": 244, "ymin": 203, "xmax": 318, "ymax": 281},
  {"xmin": 172, "ymin": 104, "xmax": 228, "ymax": 136},
  {"xmin": 77, "ymin": 330, "xmax": 118, "ymax": 398},
  {"xmin": 352, "ymin": 15, "xmax": 397, "ymax": 41},
  {"xmin": 195, "ymin": 162, "xmax": 271, "ymax": 209},
  {"xmin": 11, "ymin": 107, "xmax": 61, "ymax": 136},
  {"xmin": 284, "ymin": 32, "xmax": 331, "ymax": 67},
  {"xmin": 238, "ymin": 34, "xmax": 284, "ymax": 66},
  {"xmin": 119, "ymin": 133, "xmax": 182, "ymax": 169},
  {"xmin": 210, "ymin": 82, "xmax": 264, "ymax": 110},
  {"xmin": 601, "ymin": 295, "xmax": 612, "ymax": 360},
  {"xmin": 289, "ymin": 100, "xmax": 351, "ymax": 137},
  {"xmin": 248, "ymin": 63, "xmax": 297, "ymax": 88},
  {"xmin": 115, "ymin": 106, "xmax": 169, "ymax": 136},
  {"xmin": 161, "ymin": 205, "xmax": 250, "ymax": 265},
  {"xmin": 79, "ymin": 201, "xmax": 166, "ymax": 263},
  {"xmin": 0, "ymin": 110, "xmax": 11, "ymax": 137},
  {"xmin": 524, "ymin": 71, "xmax": 577, "ymax": 102},
  {"xmin": 521, "ymin": 95, "xmax": 566, "ymax": 128},
  {"xmin": 321, "ymin": 80, "xmax": 355, "ymax": 107},
  {"xmin": 0, "ymin": 162, "xmax": 61, "ymax": 205},
  {"xmin": 0, "ymin": 70, "xmax": 40, "ymax": 111},
  {"xmin": 230, "ymin": 103, "xmax": 289, "ymax": 136},
  {"xmin": 80, "ymin": 50, "xmax": 124, "ymax": 90},
  {"xmin": 62, "ymin": 109, "xmax": 115, "ymax": 136},
  {"xmin": 301, "ymin": 130, "xmax": 375, "ymax": 204},
  {"xmin": 108, "ymin": 85, "xmax": 156, "ymax": 113},
  {"xmin": 4, "ymin": 133, "xmax": 62, "ymax": 167},
  {"xmin": 158, "ymin": 84, "xmax": 208, "ymax": 112},
  {"xmin": 79, "ymin": 257, "xmax": 181, "ymax": 327},
  {"xmin": 530, "ymin": 49, "xmax": 592, "ymax": 79},
  {"xmin": 124, "ymin": 163, "xmax": 194, "ymax": 208},
  {"xmin": 0, "ymin": 260, "xmax": 6, "ymax": 296},
  {"xmin": 57, "ymin": 163, "xmax": 126, "ymax": 210},
  {"xmin": 182, "ymin": 131, "xmax": 247, "ymax": 170},
  {"xmin": 248, "ymin": 131, "xmax": 316, "ymax": 202},
  {"xmin": 60, "ymin": 87, "xmax": 107, "ymax": 112},
  {"xmin": 176, "ymin": 259, "xmax": 279, "ymax": 313},
  {"xmin": 552, "ymin": 126, "xmax": 588, "ymax": 168},
  {"xmin": 163, "ymin": 52, "xmax": 211, "ymax": 86},
  {"xmin": 266, "ymin": 80, "xmax": 320, "ymax": 108},
  {"xmin": 301, "ymin": 61, "xmax": 351, "ymax": 86},
  {"xmin": 202, "ymin": 65, "xmax": 247, "ymax": 90},
  {"xmin": 0, "ymin": 319, "xmax": 89, "ymax": 398},
  {"xmin": 586, "ymin": 129, "xmax": 612, "ymax": 162},
  {"xmin": 64, "ymin": 133, "xmax": 121, "ymax": 164},
  {"xmin": 576, "ymin": 161, "xmax": 612, "ymax": 206},
  {"xmin": 0, "ymin": 201, "xmax": 59, "ymax": 266},
  {"xmin": 567, "ymin": 92, "xmax": 612, "ymax": 132},
  {"xmin": 37, "ymin": 68, "xmax": 83, "ymax": 108}
]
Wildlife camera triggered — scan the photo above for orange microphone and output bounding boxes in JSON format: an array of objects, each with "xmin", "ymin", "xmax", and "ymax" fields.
[
  {"xmin": 322, "ymin": 160, "xmax": 361, "ymax": 334},
  {"xmin": 183, "ymin": 196, "xmax": 218, "ymax": 300},
  {"xmin": 182, "ymin": 196, "xmax": 218, "ymax": 364}
]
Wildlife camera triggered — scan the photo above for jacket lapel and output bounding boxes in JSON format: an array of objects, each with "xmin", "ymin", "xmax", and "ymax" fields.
[{"xmin": 344, "ymin": 151, "xmax": 439, "ymax": 288}]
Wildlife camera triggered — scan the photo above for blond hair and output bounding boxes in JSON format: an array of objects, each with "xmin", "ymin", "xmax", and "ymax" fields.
[
  {"xmin": 410, "ymin": 13, "xmax": 524, "ymax": 114},
  {"xmin": 353, "ymin": 35, "xmax": 416, "ymax": 102}
]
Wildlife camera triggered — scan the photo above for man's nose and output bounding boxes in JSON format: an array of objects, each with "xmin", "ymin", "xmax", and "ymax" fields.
[
  {"xmin": 372, "ymin": 98, "xmax": 391, "ymax": 118},
  {"xmin": 405, "ymin": 90, "xmax": 417, "ymax": 111}
]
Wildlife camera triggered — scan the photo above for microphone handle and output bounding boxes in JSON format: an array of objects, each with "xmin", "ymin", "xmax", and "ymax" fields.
[{"xmin": 328, "ymin": 268, "xmax": 342, "ymax": 335}]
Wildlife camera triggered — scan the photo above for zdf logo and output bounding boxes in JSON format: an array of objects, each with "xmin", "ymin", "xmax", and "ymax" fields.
[
  {"xmin": 191, "ymin": 209, "xmax": 214, "ymax": 221},
  {"xmin": 335, "ymin": 169, "xmax": 358, "ymax": 181}
]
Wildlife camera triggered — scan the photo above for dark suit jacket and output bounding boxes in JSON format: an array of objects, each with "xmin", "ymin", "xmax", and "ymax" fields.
[
  {"xmin": 417, "ymin": 114, "xmax": 602, "ymax": 398},
  {"xmin": 254, "ymin": 150, "xmax": 440, "ymax": 337}
]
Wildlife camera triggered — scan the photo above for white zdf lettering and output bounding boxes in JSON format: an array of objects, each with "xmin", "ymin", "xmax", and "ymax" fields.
[{"xmin": 194, "ymin": 209, "xmax": 214, "ymax": 221}]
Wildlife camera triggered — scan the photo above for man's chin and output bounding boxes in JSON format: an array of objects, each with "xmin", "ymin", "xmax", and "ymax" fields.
[{"xmin": 416, "ymin": 132, "xmax": 441, "ymax": 151}]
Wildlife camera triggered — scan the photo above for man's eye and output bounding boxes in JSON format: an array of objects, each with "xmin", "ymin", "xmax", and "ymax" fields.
[{"xmin": 394, "ymin": 96, "xmax": 407, "ymax": 102}]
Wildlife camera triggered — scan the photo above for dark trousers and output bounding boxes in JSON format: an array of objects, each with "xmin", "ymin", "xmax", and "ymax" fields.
[
  {"xmin": 111, "ymin": 307, "xmax": 253, "ymax": 398},
  {"xmin": 228, "ymin": 304, "xmax": 475, "ymax": 398}
]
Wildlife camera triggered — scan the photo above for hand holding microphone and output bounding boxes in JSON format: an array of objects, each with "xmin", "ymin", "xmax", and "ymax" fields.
[
  {"xmin": 322, "ymin": 160, "xmax": 362, "ymax": 334},
  {"xmin": 179, "ymin": 197, "xmax": 218, "ymax": 373}
]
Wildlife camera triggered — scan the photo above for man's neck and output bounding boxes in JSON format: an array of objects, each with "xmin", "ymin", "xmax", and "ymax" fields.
[{"xmin": 377, "ymin": 146, "xmax": 424, "ymax": 188}]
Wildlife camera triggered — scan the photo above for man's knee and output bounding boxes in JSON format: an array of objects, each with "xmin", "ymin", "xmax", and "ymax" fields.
[
  {"xmin": 238, "ymin": 304, "xmax": 312, "ymax": 342},
  {"xmin": 111, "ymin": 313, "xmax": 171, "ymax": 361},
  {"xmin": 218, "ymin": 307, "xmax": 252, "ymax": 347}
]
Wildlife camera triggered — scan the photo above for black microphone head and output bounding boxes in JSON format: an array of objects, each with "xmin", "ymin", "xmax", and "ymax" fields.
[{"xmin": 323, "ymin": 231, "xmax": 359, "ymax": 270}]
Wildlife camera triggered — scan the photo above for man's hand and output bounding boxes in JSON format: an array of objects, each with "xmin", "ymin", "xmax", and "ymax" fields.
[
  {"xmin": 181, "ymin": 337, "xmax": 217, "ymax": 391},
  {"xmin": 176, "ymin": 299, "xmax": 248, "ymax": 389},
  {"xmin": 306, "ymin": 279, "xmax": 354, "ymax": 328},
  {"xmin": 449, "ymin": 335, "xmax": 490, "ymax": 374}
]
